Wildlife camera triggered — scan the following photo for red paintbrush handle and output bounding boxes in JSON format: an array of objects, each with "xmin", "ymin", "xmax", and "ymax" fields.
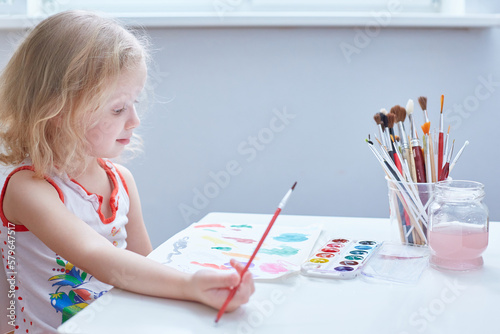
[
  {"xmin": 243, "ymin": 208, "xmax": 281, "ymax": 273},
  {"xmin": 215, "ymin": 285, "xmax": 238, "ymax": 323},
  {"xmin": 215, "ymin": 207, "xmax": 282, "ymax": 323},
  {"xmin": 440, "ymin": 163, "xmax": 450, "ymax": 181},
  {"xmin": 394, "ymin": 151, "xmax": 403, "ymax": 174},
  {"xmin": 412, "ymin": 145, "xmax": 427, "ymax": 183},
  {"xmin": 438, "ymin": 132, "xmax": 444, "ymax": 180}
]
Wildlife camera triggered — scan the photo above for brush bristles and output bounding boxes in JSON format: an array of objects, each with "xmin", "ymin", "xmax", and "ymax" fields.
[
  {"xmin": 418, "ymin": 96, "xmax": 427, "ymax": 111},
  {"xmin": 406, "ymin": 99, "xmax": 414, "ymax": 115},
  {"xmin": 374, "ymin": 113, "xmax": 385, "ymax": 131},
  {"xmin": 421, "ymin": 122, "xmax": 431, "ymax": 135},
  {"xmin": 390, "ymin": 105, "xmax": 406, "ymax": 123},
  {"xmin": 387, "ymin": 113, "xmax": 395, "ymax": 129},
  {"xmin": 380, "ymin": 113, "xmax": 388, "ymax": 128}
]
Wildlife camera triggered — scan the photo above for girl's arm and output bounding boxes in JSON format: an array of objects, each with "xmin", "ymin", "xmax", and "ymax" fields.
[
  {"xmin": 115, "ymin": 164, "xmax": 153, "ymax": 256},
  {"xmin": 3, "ymin": 170, "xmax": 254, "ymax": 312}
]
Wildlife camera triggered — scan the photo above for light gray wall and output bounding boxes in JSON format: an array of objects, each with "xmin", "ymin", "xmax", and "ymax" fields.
[
  {"xmin": 136, "ymin": 24, "xmax": 500, "ymax": 247},
  {"xmin": 1, "ymin": 9, "xmax": 499, "ymax": 248}
]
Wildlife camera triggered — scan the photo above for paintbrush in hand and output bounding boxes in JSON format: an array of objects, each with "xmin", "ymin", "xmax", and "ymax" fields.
[{"xmin": 215, "ymin": 182, "xmax": 297, "ymax": 323}]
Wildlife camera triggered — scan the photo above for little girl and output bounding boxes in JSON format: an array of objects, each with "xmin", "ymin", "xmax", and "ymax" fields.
[{"xmin": 0, "ymin": 10, "xmax": 254, "ymax": 333}]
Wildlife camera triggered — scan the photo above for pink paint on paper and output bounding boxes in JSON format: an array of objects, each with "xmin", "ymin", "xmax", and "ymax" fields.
[
  {"xmin": 259, "ymin": 262, "xmax": 289, "ymax": 274},
  {"xmin": 194, "ymin": 224, "xmax": 226, "ymax": 229},
  {"xmin": 223, "ymin": 237, "xmax": 256, "ymax": 244}
]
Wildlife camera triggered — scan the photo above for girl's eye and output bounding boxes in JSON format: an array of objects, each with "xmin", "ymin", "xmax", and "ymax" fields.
[{"xmin": 113, "ymin": 106, "xmax": 126, "ymax": 114}]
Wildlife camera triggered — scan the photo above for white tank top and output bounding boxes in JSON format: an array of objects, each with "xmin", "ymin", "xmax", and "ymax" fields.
[{"xmin": 0, "ymin": 159, "xmax": 129, "ymax": 333}]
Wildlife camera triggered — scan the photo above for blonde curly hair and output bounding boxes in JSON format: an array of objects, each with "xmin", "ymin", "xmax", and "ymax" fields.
[{"xmin": 0, "ymin": 10, "xmax": 149, "ymax": 178}]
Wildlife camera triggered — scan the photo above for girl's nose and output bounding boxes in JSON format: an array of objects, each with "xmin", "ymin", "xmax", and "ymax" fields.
[{"xmin": 126, "ymin": 107, "xmax": 140, "ymax": 130}]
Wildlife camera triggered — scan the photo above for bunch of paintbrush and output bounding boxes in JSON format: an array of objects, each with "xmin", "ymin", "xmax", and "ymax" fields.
[{"xmin": 368, "ymin": 95, "xmax": 470, "ymax": 245}]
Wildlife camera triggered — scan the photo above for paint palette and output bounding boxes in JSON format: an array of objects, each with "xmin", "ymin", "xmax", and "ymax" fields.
[{"xmin": 301, "ymin": 238, "xmax": 382, "ymax": 279}]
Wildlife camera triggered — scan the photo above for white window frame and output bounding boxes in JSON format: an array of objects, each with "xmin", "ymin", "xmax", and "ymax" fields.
[
  {"xmin": 26, "ymin": 0, "xmax": 449, "ymax": 15},
  {"xmin": 1, "ymin": 0, "xmax": 499, "ymax": 29},
  {"xmin": 0, "ymin": 0, "xmax": 26, "ymax": 15}
]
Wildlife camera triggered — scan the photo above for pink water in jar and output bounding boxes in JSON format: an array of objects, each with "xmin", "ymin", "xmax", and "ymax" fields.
[
  {"xmin": 429, "ymin": 223, "xmax": 488, "ymax": 270},
  {"xmin": 428, "ymin": 180, "xmax": 489, "ymax": 271}
]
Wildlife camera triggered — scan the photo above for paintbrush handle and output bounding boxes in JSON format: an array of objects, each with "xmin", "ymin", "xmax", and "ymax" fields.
[
  {"xmin": 404, "ymin": 145, "xmax": 417, "ymax": 183},
  {"xmin": 428, "ymin": 133, "xmax": 436, "ymax": 182},
  {"xmin": 215, "ymin": 207, "xmax": 282, "ymax": 322},
  {"xmin": 439, "ymin": 163, "xmax": 450, "ymax": 181},
  {"xmin": 384, "ymin": 161, "xmax": 400, "ymax": 181},
  {"xmin": 393, "ymin": 151, "xmax": 403, "ymax": 174},
  {"xmin": 449, "ymin": 140, "xmax": 469, "ymax": 173},
  {"xmin": 438, "ymin": 132, "xmax": 444, "ymax": 179},
  {"xmin": 412, "ymin": 144, "xmax": 427, "ymax": 183},
  {"xmin": 216, "ymin": 182, "xmax": 296, "ymax": 323},
  {"xmin": 215, "ymin": 286, "xmax": 237, "ymax": 323},
  {"xmin": 423, "ymin": 135, "xmax": 432, "ymax": 183},
  {"xmin": 244, "ymin": 208, "xmax": 281, "ymax": 272}
]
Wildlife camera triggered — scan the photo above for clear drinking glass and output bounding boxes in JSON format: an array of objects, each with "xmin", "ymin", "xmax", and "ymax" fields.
[
  {"xmin": 428, "ymin": 180, "xmax": 489, "ymax": 271},
  {"xmin": 386, "ymin": 178, "xmax": 434, "ymax": 246}
]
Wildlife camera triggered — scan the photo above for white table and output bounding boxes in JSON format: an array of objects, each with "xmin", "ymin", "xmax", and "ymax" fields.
[{"xmin": 58, "ymin": 212, "xmax": 499, "ymax": 334}]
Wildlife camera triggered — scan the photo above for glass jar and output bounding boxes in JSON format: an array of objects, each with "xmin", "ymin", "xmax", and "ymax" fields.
[
  {"xmin": 428, "ymin": 180, "xmax": 489, "ymax": 271},
  {"xmin": 386, "ymin": 177, "xmax": 434, "ymax": 246}
]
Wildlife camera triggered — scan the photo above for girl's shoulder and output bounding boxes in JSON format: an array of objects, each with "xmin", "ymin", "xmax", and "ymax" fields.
[
  {"xmin": 4, "ymin": 165, "xmax": 50, "ymax": 189},
  {"xmin": 1, "ymin": 165, "xmax": 63, "ymax": 227},
  {"xmin": 3, "ymin": 165, "xmax": 63, "ymax": 198},
  {"xmin": 110, "ymin": 162, "xmax": 133, "ymax": 180},
  {"xmin": 105, "ymin": 161, "xmax": 135, "ymax": 191}
]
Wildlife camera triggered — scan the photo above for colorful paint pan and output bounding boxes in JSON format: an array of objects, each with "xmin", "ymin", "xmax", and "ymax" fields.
[
  {"xmin": 321, "ymin": 248, "xmax": 340, "ymax": 253},
  {"xmin": 359, "ymin": 241, "xmax": 377, "ymax": 245},
  {"xmin": 334, "ymin": 266, "xmax": 354, "ymax": 272},
  {"xmin": 301, "ymin": 238, "xmax": 382, "ymax": 279},
  {"xmin": 310, "ymin": 258, "xmax": 329, "ymax": 263},
  {"xmin": 331, "ymin": 239, "xmax": 349, "ymax": 243},
  {"xmin": 355, "ymin": 245, "xmax": 373, "ymax": 250},
  {"xmin": 316, "ymin": 253, "xmax": 336, "ymax": 258},
  {"xmin": 326, "ymin": 243, "xmax": 343, "ymax": 248},
  {"xmin": 350, "ymin": 250, "xmax": 368, "ymax": 255}
]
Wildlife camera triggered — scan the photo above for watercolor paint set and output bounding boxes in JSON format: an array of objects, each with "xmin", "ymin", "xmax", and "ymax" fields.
[{"xmin": 301, "ymin": 238, "xmax": 382, "ymax": 279}]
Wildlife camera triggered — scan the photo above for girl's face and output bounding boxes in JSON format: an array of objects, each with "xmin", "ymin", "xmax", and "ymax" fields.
[{"xmin": 86, "ymin": 60, "xmax": 147, "ymax": 159}]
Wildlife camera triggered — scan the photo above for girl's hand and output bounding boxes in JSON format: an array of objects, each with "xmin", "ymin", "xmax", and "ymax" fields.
[{"xmin": 189, "ymin": 259, "xmax": 255, "ymax": 312}]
